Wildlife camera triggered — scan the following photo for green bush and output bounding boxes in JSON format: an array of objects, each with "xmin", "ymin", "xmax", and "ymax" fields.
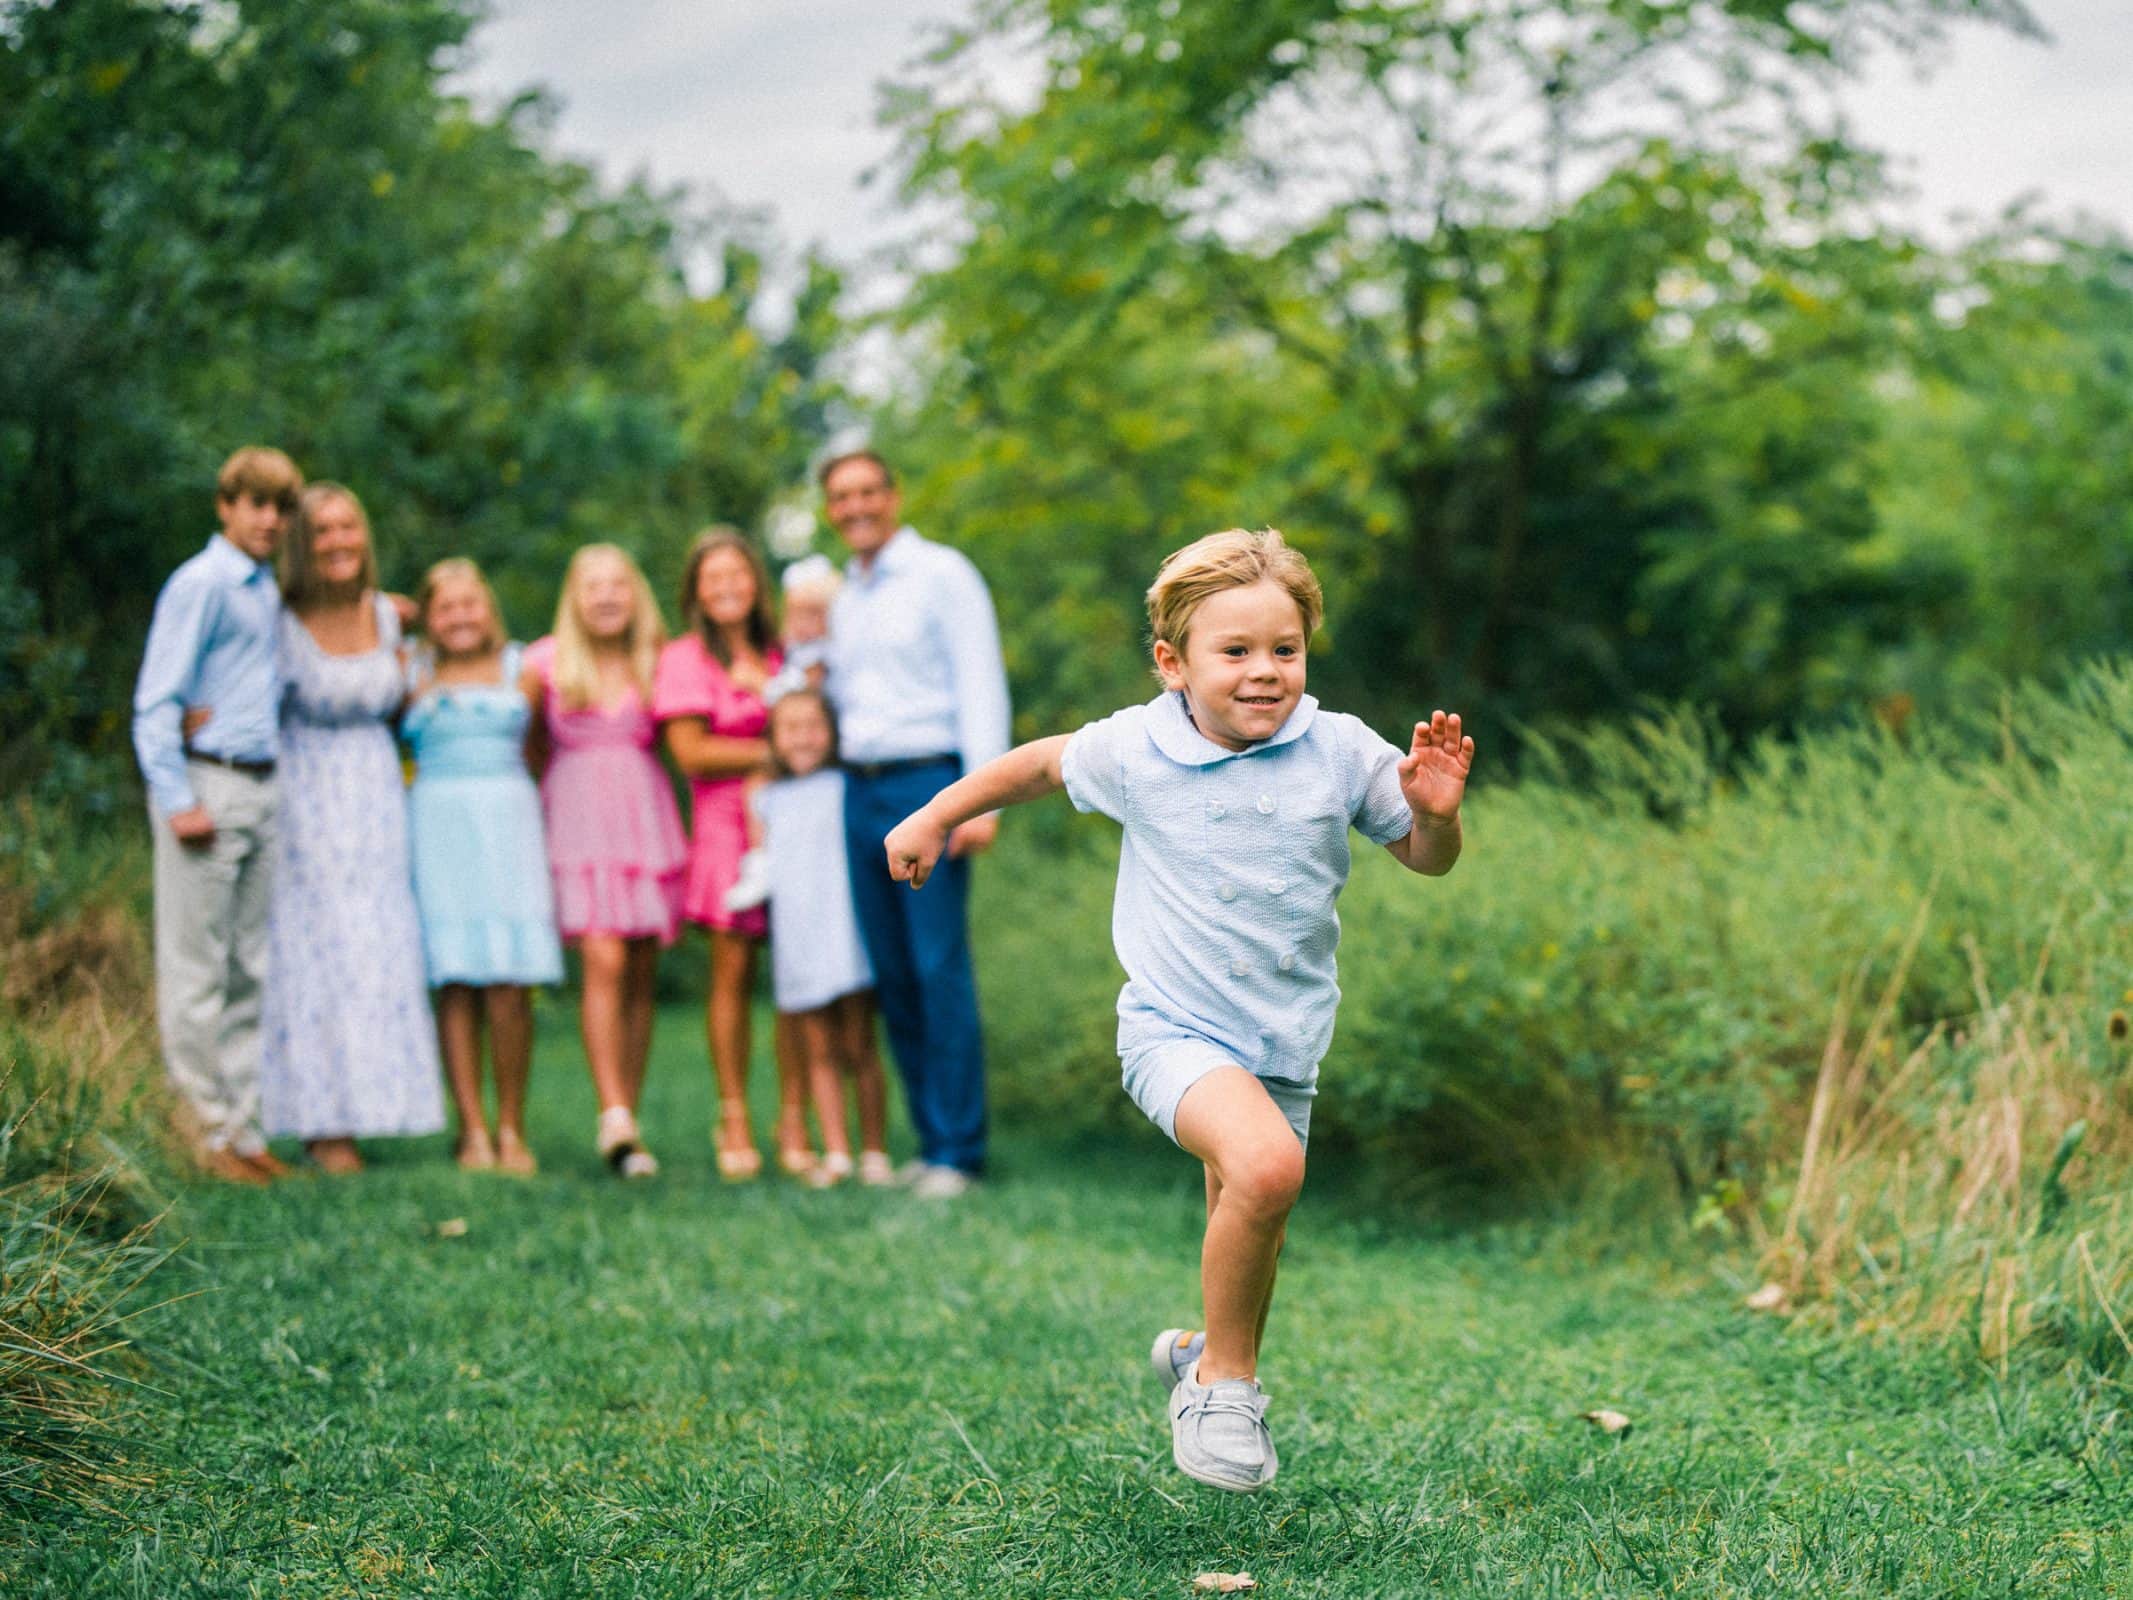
[{"xmin": 976, "ymin": 663, "xmax": 2133, "ymax": 1194}]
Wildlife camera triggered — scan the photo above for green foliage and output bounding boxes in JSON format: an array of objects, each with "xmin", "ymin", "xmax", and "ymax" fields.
[
  {"xmin": 0, "ymin": 0, "xmax": 841, "ymax": 791},
  {"xmin": 977, "ymin": 661, "xmax": 2133, "ymax": 1204},
  {"xmin": 870, "ymin": 0, "xmax": 2133, "ymax": 752}
]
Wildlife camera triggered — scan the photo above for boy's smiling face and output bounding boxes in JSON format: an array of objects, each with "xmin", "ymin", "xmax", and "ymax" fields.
[
  {"xmin": 216, "ymin": 490, "xmax": 288, "ymax": 563},
  {"xmin": 1153, "ymin": 579, "xmax": 1308, "ymax": 752}
]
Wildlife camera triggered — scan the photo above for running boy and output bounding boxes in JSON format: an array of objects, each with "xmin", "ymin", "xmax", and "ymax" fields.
[
  {"xmin": 884, "ymin": 527, "xmax": 1471, "ymax": 1492},
  {"xmin": 132, "ymin": 446, "xmax": 304, "ymax": 1183}
]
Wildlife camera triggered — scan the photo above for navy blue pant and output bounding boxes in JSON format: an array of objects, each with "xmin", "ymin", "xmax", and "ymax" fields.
[{"xmin": 842, "ymin": 761, "xmax": 988, "ymax": 1173}]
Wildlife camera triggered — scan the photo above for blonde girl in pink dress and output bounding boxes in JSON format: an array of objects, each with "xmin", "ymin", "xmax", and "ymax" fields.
[
  {"xmin": 521, "ymin": 544, "xmax": 686, "ymax": 1178},
  {"xmin": 654, "ymin": 528, "xmax": 813, "ymax": 1181}
]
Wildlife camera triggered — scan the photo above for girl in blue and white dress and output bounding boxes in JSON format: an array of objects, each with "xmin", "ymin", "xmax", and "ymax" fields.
[
  {"xmin": 404, "ymin": 559, "xmax": 564, "ymax": 1174},
  {"xmin": 750, "ymin": 688, "xmax": 891, "ymax": 1188}
]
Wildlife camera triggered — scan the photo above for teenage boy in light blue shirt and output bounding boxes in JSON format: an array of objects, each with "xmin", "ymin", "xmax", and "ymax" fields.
[
  {"xmin": 131, "ymin": 446, "xmax": 303, "ymax": 1184},
  {"xmin": 885, "ymin": 527, "xmax": 1472, "ymax": 1495}
]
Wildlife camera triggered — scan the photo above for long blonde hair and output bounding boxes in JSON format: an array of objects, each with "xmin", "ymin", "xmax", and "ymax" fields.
[{"xmin": 550, "ymin": 543, "xmax": 665, "ymax": 711}]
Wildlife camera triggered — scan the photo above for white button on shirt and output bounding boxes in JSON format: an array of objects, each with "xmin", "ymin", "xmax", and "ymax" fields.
[{"xmin": 1060, "ymin": 691, "xmax": 1416, "ymax": 1084}]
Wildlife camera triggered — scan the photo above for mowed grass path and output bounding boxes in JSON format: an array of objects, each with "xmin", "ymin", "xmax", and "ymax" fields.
[{"xmin": 14, "ymin": 1004, "xmax": 2131, "ymax": 1597}]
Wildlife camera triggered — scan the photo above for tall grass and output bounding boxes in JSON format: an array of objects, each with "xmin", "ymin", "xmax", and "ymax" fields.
[
  {"xmin": 0, "ymin": 799, "xmax": 174, "ymax": 1518},
  {"xmin": 975, "ymin": 660, "xmax": 2133, "ymax": 1365}
]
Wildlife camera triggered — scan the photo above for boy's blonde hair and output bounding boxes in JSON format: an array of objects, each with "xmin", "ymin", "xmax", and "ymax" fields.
[
  {"xmin": 550, "ymin": 543, "xmax": 665, "ymax": 711},
  {"xmin": 217, "ymin": 445, "xmax": 303, "ymax": 508},
  {"xmin": 282, "ymin": 482, "xmax": 380, "ymax": 610},
  {"xmin": 417, "ymin": 557, "xmax": 507, "ymax": 655},
  {"xmin": 1146, "ymin": 528, "xmax": 1324, "ymax": 653}
]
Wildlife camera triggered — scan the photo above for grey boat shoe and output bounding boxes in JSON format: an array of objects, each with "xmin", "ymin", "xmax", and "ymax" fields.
[
  {"xmin": 1149, "ymin": 1327, "xmax": 1207, "ymax": 1393},
  {"xmin": 1169, "ymin": 1369, "xmax": 1278, "ymax": 1493}
]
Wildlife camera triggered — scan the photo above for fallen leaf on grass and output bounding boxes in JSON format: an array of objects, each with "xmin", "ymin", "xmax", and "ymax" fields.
[
  {"xmin": 1580, "ymin": 1408, "xmax": 1633, "ymax": 1437},
  {"xmin": 1744, "ymin": 1282, "xmax": 1788, "ymax": 1312},
  {"xmin": 432, "ymin": 1217, "xmax": 469, "ymax": 1238},
  {"xmin": 1192, "ymin": 1574, "xmax": 1255, "ymax": 1593}
]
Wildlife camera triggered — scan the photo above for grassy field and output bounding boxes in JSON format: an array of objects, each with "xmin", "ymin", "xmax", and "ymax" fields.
[{"xmin": 8, "ymin": 1002, "xmax": 2131, "ymax": 1598}]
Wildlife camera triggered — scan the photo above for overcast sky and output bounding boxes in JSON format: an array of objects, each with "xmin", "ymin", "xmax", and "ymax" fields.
[{"xmin": 455, "ymin": 0, "xmax": 2132, "ymax": 278}]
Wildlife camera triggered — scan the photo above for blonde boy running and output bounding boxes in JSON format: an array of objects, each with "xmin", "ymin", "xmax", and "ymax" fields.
[{"xmin": 885, "ymin": 527, "xmax": 1472, "ymax": 1492}]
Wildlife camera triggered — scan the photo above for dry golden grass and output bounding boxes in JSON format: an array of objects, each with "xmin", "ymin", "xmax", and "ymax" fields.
[{"xmin": 1759, "ymin": 911, "xmax": 2133, "ymax": 1371}]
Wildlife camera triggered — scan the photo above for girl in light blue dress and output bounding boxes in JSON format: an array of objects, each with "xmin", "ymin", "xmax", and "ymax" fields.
[{"xmin": 404, "ymin": 559, "xmax": 563, "ymax": 1174}]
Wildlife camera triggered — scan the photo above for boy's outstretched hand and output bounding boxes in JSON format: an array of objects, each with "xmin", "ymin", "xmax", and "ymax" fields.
[
  {"xmin": 885, "ymin": 809, "xmax": 950, "ymax": 890},
  {"xmin": 1399, "ymin": 710, "xmax": 1473, "ymax": 823}
]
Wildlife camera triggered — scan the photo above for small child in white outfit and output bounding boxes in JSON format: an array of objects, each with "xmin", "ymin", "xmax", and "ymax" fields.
[
  {"xmin": 727, "ymin": 555, "xmax": 839, "ymax": 914},
  {"xmin": 884, "ymin": 527, "xmax": 1472, "ymax": 1493},
  {"xmin": 752, "ymin": 688, "xmax": 893, "ymax": 1187}
]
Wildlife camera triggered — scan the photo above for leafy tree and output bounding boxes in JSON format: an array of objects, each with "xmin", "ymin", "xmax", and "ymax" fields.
[
  {"xmin": 0, "ymin": 0, "xmax": 838, "ymax": 792},
  {"xmin": 872, "ymin": 0, "xmax": 2039, "ymax": 740}
]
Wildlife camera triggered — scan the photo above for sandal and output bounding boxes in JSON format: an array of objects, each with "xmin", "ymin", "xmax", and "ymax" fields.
[
  {"xmin": 775, "ymin": 1114, "xmax": 815, "ymax": 1178},
  {"xmin": 495, "ymin": 1129, "xmax": 539, "ymax": 1177},
  {"xmin": 716, "ymin": 1106, "xmax": 762, "ymax": 1182},
  {"xmin": 456, "ymin": 1130, "xmax": 499, "ymax": 1172},
  {"xmin": 596, "ymin": 1107, "xmax": 659, "ymax": 1180},
  {"xmin": 808, "ymin": 1150, "xmax": 855, "ymax": 1190}
]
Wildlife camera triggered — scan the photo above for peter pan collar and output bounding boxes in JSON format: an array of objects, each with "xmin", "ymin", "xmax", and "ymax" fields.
[{"xmin": 1145, "ymin": 689, "xmax": 1318, "ymax": 767}]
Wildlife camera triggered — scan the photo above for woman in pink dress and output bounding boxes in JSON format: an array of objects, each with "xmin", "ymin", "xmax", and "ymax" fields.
[
  {"xmin": 522, "ymin": 543, "xmax": 686, "ymax": 1178},
  {"xmin": 655, "ymin": 528, "xmax": 812, "ymax": 1180}
]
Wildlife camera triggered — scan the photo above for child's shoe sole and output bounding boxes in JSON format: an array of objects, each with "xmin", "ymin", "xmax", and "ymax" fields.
[{"xmin": 1149, "ymin": 1327, "xmax": 1205, "ymax": 1393}]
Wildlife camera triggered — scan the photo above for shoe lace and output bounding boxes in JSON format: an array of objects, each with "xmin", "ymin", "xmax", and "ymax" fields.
[{"xmin": 1181, "ymin": 1385, "xmax": 1266, "ymax": 1428}]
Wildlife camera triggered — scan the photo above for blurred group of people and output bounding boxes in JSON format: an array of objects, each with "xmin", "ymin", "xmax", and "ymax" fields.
[{"xmin": 134, "ymin": 446, "xmax": 1007, "ymax": 1199}]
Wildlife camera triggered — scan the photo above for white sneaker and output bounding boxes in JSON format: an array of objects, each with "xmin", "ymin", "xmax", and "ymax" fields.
[
  {"xmin": 1169, "ymin": 1368, "xmax": 1277, "ymax": 1492},
  {"xmin": 808, "ymin": 1151, "xmax": 855, "ymax": 1190},
  {"xmin": 909, "ymin": 1164, "xmax": 976, "ymax": 1200},
  {"xmin": 858, "ymin": 1150, "xmax": 896, "ymax": 1187},
  {"xmin": 721, "ymin": 849, "xmax": 771, "ymax": 913}
]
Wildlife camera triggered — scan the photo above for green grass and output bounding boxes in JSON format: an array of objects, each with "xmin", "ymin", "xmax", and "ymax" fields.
[{"xmin": 7, "ymin": 1003, "xmax": 2130, "ymax": 1598}]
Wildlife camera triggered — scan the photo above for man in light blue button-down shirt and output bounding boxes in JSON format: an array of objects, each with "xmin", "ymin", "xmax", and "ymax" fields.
[
  {"xmin": 822, "ymin": 450, "xmax": 1010, "ymax": 1192},
  {"xmin": 130, "ymin": 447, "xmax": 303, "ymax": 1182}
]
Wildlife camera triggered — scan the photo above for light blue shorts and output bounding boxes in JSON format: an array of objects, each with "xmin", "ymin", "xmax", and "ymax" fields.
[{"xmin": 1121, "ymin": 1034, "xmax": 1316, "ymax": 1151}]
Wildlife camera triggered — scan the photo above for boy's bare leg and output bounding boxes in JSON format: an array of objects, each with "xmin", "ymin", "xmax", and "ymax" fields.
[
  {"xmin": 1172, "ymin": 1067, "xmax": 1305, "ymax": 1384},
  {"xmin": 621, "ymin": 936, "xmax": 659, "ymax": 1111},
  {"xmin": 1206, "ymin": 1166, "xmax": 1286, "ymax": 1351},
  {"xmin": 577, "ymin": 935, "xmax": 633, "ymax": 1112},
  {"xmin": 797, "ymin": 1009, "xmax": 852, "ymax": 1160},
  {"xmin": 836, "ymin": 992, "xmax": 890, "ymax": 1155},
  {"xmin": 436, "ymin": 984, "xmax": 491, "ymax": 1149}
]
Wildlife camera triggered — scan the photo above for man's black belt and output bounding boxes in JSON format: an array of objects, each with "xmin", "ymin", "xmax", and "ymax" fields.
[
  {"xmin": 185, "ymin": 749, "xmax": 276, "ymax": 778},
  {"xmin": 842, "ymin": 753, "xmax": 958, "ymax": 781}
]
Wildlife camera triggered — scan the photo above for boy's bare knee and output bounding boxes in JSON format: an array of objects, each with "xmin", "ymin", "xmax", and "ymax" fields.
[{"xmin": 1224, "ymin": 1137, "xmax": 1305, "ymax": 1220}]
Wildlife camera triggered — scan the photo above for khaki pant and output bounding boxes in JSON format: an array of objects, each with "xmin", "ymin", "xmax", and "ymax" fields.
[{"xmin": 151, "ymin": 761, "xmax": 275, "ymax": 1155}]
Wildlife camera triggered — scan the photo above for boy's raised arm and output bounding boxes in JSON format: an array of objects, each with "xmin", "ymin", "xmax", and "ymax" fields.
[{"xmin": 885, "ymin": 734, "xmax": 1071, "ymax": 889}]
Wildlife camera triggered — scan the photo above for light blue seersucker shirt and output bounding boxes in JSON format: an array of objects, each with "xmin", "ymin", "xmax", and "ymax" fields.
[
  {"xmin": 131, "ymin": 534, "xmax": 284, "ymax": 817},
  {"xmin": 1060, "ymin": 690, "xmax": 1415, "ymax": 1084},
  {"xmin": 825, "ymin": 527, "xmax": 1010, "ymax": 772}
]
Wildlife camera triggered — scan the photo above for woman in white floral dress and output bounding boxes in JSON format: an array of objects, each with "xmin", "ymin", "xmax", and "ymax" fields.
[{"xmin": 257, "ymin": 484, "xmax": 443, "ymax": 1171}]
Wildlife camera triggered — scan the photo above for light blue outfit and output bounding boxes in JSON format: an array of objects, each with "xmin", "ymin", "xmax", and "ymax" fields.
[
  {"xmin": 402, "ymin": 645, "xmax": 564, "ymax": 988},
  {"xmin": 1059, "ymin": 691, "xmax": 1416, "ymax": 1148},
  {"xmin": 756, "ymin": 767, "xmax": 873, "ymax": 1012},
  {"xmin": 131, "ymin": 533, "xmax": 282, "ymax": 817},
  {"xmin": 260, "ymin": 597, "xmax": 445, "ymax": 1141},
  {"xmin": 825, "ymin": 527, "xmax": 1011, "ymax": 771}
]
